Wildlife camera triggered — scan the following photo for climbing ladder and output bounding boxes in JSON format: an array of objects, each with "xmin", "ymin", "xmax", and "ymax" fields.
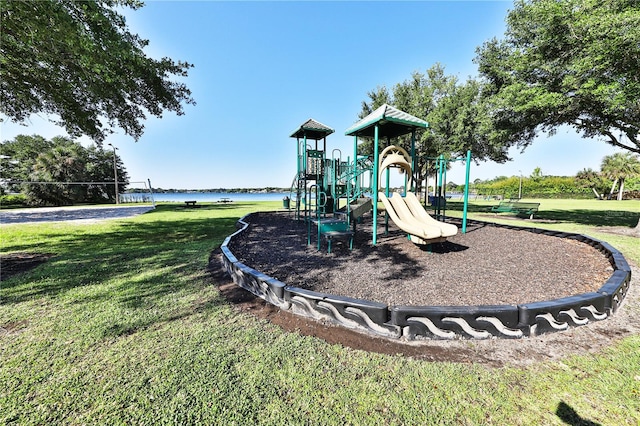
[
  {"xmin": 288, "ymin": 119, "xmax": 377, "ymax": 252},
  {"xmin": 314, "ymin": 155, "xmax": 374, "ymax": 252}
]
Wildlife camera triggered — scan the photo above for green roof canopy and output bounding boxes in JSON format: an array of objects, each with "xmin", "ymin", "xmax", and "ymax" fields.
[
  {"xmin": 290, "ymin": 118, "xmax": 335, "ymax": 140},
  {"xmin": 344, "ymin": 104, "xmax": 428, "ymax": 139}
]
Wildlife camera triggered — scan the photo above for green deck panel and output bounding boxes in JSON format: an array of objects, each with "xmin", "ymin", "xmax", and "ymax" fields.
[{"xmin": 312, "ymin": 218, "xmax": 350, "ymax": 233}]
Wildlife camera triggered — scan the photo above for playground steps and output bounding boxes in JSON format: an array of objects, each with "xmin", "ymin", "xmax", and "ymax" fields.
[{"xmin": 311, "ymin": 218, "xmax": 353, "ymax": 253}]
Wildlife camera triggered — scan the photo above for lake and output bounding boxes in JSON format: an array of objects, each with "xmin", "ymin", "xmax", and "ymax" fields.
[{"xmin": 121, "ymin": 191, "xmax": 290, "ymax": 203}]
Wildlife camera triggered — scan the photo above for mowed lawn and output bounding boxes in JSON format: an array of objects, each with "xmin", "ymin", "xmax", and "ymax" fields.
[{"xmin": 1, "ymin": 200, "xmax": 639, "ymax": 425}]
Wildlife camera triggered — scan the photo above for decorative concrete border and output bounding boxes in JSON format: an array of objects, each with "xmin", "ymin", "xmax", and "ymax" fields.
[{"xmin": 220, "ymin": 214, "xmax": 632, "ymax": 340}]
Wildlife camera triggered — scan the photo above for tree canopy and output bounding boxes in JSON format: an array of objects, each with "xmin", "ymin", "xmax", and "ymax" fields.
[
  {"xmin": 358, "ymin": 64, "xmax": 516, "ymax": 192},
  {"xmin": 0, "ymin": 0, "xmax": 195, "ymax": 143},
  {"xmin": 475, "ymin": 0, "xmax": 640, "ymax": 154}
]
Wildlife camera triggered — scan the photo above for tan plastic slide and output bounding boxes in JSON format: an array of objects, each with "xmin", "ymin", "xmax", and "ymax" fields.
[
  {"xmin": 378, "ymin": 192, "xmax": 457, "ymax": 244},
  {"xmin": 404, "ymin": 192, "xmax": 458, "ymax": 237}
]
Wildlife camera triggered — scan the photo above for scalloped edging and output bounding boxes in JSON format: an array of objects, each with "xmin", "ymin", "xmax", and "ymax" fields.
[{"xmin": 220, "ymin": 214, "xmax": 632, "ymax": 340}]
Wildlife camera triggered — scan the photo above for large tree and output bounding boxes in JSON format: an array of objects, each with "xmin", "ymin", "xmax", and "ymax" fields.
[
  {"xmin": 475, "ymin": 0, "xmax": 640, "ymax": 154},
  {"xmin": 574, "ymin": 168, "xmax": 610, "ymax": 199},
  {"xmin": 0, "ymin": 0, "xmax": 195, "ymax": 143},
  {"xmin": 0, "ymin": 135, "xmax": 128, "ymax": 205},
  {"xmin": 358, "ymin": 64, "xmax": 511, "ymax": 192}
]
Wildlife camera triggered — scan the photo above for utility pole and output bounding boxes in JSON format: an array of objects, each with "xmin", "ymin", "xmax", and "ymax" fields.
[
  {"xmin": 518, "ymin": 170, "xmax": 523, "ymax": 200},
  {"xmin": 108, "ymin": 143, "xmax": 119, "ymax": 204}
]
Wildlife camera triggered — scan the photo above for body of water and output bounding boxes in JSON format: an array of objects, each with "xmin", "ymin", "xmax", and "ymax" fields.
[
  {"xmin": 122, "ymin": 191, "xmax": 290, "ymax": 203},
  {"xmin": 122, "ymin": 191, "xmax": 475, "ymax": 204}
]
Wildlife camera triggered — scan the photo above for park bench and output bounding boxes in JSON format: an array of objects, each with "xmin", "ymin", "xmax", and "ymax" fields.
[
  {"xmin": 490, "ymin": 201, "xmax": 540, "ymax": 219},
  {"xmin": 218, "ymin": 198, "xmax": 233, "ymax": 203},
  {"xmin": 184, "ymin": 200, "xmax": 198, "ymax": 207}
]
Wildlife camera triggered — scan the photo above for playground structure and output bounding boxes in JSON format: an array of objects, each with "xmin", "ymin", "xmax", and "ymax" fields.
[
  {"xmin": 220, "ymin": 103, "xmax": 632, "ymax": 340},
  {"xmin": 289, "ymin": 104, "xmax": 471, "ymax": 251},
  {"xmin": 221, "ymin": 211, "xmax": 631, "ymax": 340},
  {"xmin": 289, "ymin": 118, "xmax": 372, "ymax": 252}
]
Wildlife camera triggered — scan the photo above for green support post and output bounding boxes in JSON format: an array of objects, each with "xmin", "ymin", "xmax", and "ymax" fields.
[
  {"xmin": 303, "ymin": 134, "xmax": 307, "ymax": 219},
  {"xmin": 462, "ymin": 150, "xmax": 471, "ymax": 234},
  {"xmin": 442, "ymin": 157, "xmax": 447, "ymax": 219},
  {"xmin": 410, "ymin": 130, "xmax": 416, "ymax": 192},
  {"xmin": 296, "ymin": 137, "xmax": 301, "ymax": 176},
  {"xmin": 353, "ymin": 136, "xmax": 358, "ymax": 180},
  {"xmin": 437, "ymin": 154, "xmax": 444, "ymax": 220},
  {"xmin": 317, "ymin": 188, "xmax": 321, "ymax": 251},
  {"xmin": 372, "ymin": 125, "xmax": 379, "ymax": 246}
]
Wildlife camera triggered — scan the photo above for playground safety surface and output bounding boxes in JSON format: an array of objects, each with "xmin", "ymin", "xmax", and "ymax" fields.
[
  {"xmin": 215, "ymin": 211, "xmax": 639, "ymax": 366},
  {"xmin": 228, "ymin": 212, "xmax": 612, "ymax": 307}
]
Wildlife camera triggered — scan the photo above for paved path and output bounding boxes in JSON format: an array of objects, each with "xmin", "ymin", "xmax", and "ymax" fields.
[{"xmin": 0, "ymin": 205, "xmax": 155, "ymax": 225}]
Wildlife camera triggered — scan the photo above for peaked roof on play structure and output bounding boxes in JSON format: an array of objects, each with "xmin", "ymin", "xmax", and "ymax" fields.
[
  {"xmin": 289, "ymin": 118, "xmax": 335, "ymax": 140},
  {"xmin": 344, "ymin": 104, "xmax": 428, "ymax": 139}
]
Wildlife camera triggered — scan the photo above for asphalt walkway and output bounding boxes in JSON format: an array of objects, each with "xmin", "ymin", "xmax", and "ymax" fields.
[{"xmin": 0, "ymin": 205, "xmax": 155, "ymax": 225}]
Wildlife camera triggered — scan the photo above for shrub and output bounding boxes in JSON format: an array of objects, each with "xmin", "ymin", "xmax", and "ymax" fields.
[{"xmin": 0, "ymin": 193, "xmax": 28, "ymax": 207}]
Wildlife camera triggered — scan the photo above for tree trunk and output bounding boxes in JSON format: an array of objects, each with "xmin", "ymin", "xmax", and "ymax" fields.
[
  {"xmin": 591, "ymin": 187, "xmax": 602, "ymax": 199},
  {"xmin": 634, "ymin": 217, "xmax": 640, "ymax": 237},
  {"xmin": 609, "ymin": 178, "xmax": 618, "ymax": 199},
  {"xmin": 617, "ymin": 178, "xmax": 625, "ymax": 201}
]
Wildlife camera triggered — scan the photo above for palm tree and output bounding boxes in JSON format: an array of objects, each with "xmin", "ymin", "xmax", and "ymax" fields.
[
  {"xmin": 575, "ymin": 168, "xmax": 608, "ymax": 199},
  {"xmin": 600, "ymin": 152, "xmax": 640, "ymax": 201}
]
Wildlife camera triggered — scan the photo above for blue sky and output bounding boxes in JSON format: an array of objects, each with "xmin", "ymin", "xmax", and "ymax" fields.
[{"xmin": 1, "ymin": 1, "xmax": 626, "ymax": 189}]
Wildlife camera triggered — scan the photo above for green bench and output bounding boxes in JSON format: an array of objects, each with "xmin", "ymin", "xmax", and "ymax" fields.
[{"xmin": 490, "ymin": 201, "xmax": 540, "ymax": 219}]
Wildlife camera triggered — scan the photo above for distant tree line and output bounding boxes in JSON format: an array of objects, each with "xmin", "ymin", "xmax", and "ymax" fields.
[
  {"xmin": 457, "ymin": 154, "xmax": 640, "ymax": 200},
  {"xmin": 127, "ymin": 187, "xmax": 290, "ymax": 194}
]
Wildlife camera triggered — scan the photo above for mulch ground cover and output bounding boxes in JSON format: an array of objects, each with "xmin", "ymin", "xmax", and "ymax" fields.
[
  {"xmin": 228, "ymin": 211, "xmax": 613, "ymax": 307},
  {"xmin": 213, "ymin": 211, "xmax": 640, "ymax": 365}
]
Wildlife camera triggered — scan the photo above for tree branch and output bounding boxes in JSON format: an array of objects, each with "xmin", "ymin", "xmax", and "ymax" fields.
[{"xmin": 602, "ymin": 129, "xmax": 640, "ymax": 154}]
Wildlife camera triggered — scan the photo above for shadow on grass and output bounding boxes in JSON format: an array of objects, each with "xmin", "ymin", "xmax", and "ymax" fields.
[
  {"xmin": 1, "ymin": 204, "xmax": 242, "ymax": 306},
  {"xmin": 556, "ymin": 401, "xmax": 601, "ymax": 426},
  {"xmin": 538, "ymin": 209, "xmax": 637, "ymax": 227},
  {"xmin": 445, "ymin": 201, "xmax": 638, "ymax": 227},
  {"xmin": 0, "ymin": 203, "xmax": 277, "ymax": 340}
]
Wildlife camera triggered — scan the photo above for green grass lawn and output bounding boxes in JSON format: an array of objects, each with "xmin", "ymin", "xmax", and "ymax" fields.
[
  {"xmin": 1, "ymin": 200, "xmax": 639, "ymax": 425},
  {"xmin": 446, "ymin": 198, "xmax": 640, "ymax": 263}
]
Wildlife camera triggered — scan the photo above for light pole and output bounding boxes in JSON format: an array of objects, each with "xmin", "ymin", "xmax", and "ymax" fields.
[
  {"xmin": 518, "ymin": 170, "xmax": 523, "ymax": 200},
  {"xmin": 107, "ymin": 143, "xmax": 119, "ymax": 204}
]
